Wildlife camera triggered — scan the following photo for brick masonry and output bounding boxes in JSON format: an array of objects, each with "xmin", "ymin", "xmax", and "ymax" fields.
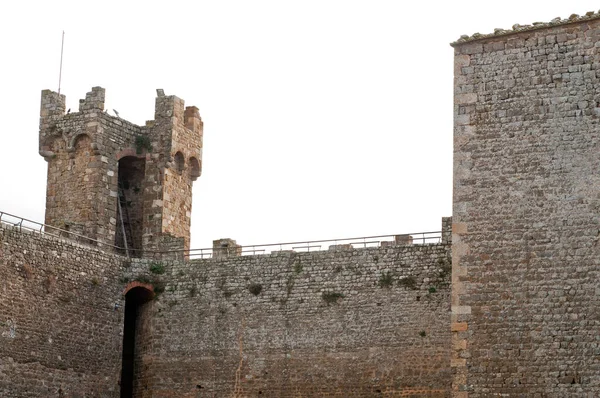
[
  {"xmin": 0, "ymin": 218, "xmax": 452, "ymax": 396},
  {"xmin": 452, "ymin": 14, "xmax": 600, "ymax": 397}
]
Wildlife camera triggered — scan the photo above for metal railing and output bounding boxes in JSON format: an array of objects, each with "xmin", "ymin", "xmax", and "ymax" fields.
[
  {"xmin": 0, "ymin": 210, "xmax": 125, "ymax": 251},
  {"xmin": 0, "ymin": 210, "xmax": 443, "ymax": 261},
  {"xmin": 184, "ymin": 231, "xmax": 442, "ymax": 260}
]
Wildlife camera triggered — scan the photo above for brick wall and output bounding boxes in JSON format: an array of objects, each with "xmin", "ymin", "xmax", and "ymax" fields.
[{"xmin": 452, "ymin": 16, "xmax": 600, "ymax": 397}]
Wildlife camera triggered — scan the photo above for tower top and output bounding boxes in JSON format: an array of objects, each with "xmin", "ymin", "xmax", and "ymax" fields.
[{"xmin": 39, "ymin": 87, "xmax": 203, "ymax": 258}]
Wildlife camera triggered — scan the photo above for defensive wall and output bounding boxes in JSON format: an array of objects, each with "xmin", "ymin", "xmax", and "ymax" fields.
[
  {"xmin": 452, "ymin": 12, "xmax": 600, "ymax": 397},
  {"xmin": 0, "ymin": 216, "xmax": 452, "ymax": 397},
  {"xmin": 4, "ymin": 9, "xmax": 600, "ymax": 398}
]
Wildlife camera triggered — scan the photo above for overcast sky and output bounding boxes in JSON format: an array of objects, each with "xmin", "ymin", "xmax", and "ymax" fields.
[{"xmin": 1, "ymin": 1, "xmax": 598, "ymax": 249}]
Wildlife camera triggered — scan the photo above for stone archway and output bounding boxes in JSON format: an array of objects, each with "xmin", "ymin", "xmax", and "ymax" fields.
[{"xmin": 120, "ymin": 283, "xmax": 154, "ymax": 397}]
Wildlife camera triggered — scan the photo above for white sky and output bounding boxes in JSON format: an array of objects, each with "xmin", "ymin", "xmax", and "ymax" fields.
[{"xmin": 1, "ymin": 1, "xmax": 598, "ymax": 249}]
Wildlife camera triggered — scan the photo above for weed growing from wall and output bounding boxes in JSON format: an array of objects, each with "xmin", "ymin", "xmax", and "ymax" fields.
[
  {"xmin": 378, "ymin": 271, "xmax": 394, "ymax": 288},
  {"xmin": 398, "ymin": 276, "xmax": 417, "ymax": 290},
  {"xmin": 149, "ymin": 262, "xmax": 165, "ymax": 275},
  {"xmin": 134, "ymin": 135, "xmax": 153, "ymax": 154},
  {"xmin": 248, "ymin": 283, "xmax": 263, "ymax": 296},
  {"xmin": 322, "ymin": 292, "xmax": 344, "ymax": 305}
]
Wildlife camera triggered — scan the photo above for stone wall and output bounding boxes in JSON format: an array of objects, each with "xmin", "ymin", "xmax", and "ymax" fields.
[
  {"xmin": 0, "ymin": 219, "xmax": 451, "ymax": 397},
  {"xmin": 125, "ymin": 237, "xmax": 452, "ymax": 397},
  {"xmin": 0, "ymin": 224, "xmax": 126, "ymax": 396},
  {"xmin": 452, "ymin": 16, "xmax": 600, "ymax": 397}
]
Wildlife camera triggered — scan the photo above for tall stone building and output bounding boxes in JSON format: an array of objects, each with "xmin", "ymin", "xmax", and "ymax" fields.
[
  {"xmin": 451, "ymin": 12, "xmax": 600, "ymax": 397},
  {"xmin": 39, "ymin": 87, "xmax": 203, "ymax": 256}
]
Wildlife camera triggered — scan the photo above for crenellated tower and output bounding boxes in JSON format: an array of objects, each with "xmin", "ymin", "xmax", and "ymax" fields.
[{"xmin": 39, "ymin": 87, "xmax": 203, "ymax": 257}]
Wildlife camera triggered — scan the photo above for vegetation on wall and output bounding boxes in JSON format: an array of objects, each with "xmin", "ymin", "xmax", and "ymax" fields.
[
  {"xmin": 378, "ymin": 271, "xmax": 394, "ymax": 288},
  {"xmin": 322, "ymin": 291, "xmax": 344, "ymax": 305},
  {"xmin": 248, "ymin": 283, "xmax": 263, "ymax": 296},
  {"xmin": 398, "ymin": 276, "xmax": 417, "ymax": 289},
  {"xmin": 149, "ymin": 262, "xmax": 165, "ymax": 275},
  {"xmin": 134, "ymin": 135, "xmax": 153, "ymax": 154}
]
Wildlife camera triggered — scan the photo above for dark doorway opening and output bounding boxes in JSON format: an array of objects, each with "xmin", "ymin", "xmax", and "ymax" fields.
[
  {"xmin": 120, "ymin": 286, "xmax": 153, "ymax": 397},
  {"xmin": 115, "ymin": 156, "xmax": 146, "ymax": 257}
]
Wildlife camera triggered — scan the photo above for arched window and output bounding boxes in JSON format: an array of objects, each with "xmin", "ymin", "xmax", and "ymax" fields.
[
  {"xmin": 174, "ymin": 151, "xmax": 185, "ymax": 173},
  {"xmin": 189, "ymin": 157, "xmax": 201, "ymax": 181}
]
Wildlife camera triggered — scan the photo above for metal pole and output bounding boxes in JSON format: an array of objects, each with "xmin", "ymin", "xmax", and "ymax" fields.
[
  {"xmin": 117, "ymin": 193, "xmax": 130, "ymax": 259},
  {"xmin": 58, "ymin": 31, "xmax": 64, "ymax": 94}
]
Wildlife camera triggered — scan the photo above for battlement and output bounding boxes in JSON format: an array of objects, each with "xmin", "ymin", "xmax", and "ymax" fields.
[
  {"xmin": 0, "ymin": 211, "xmax": 452, "ymax": 396},
  {"xmin": 78, "ymin": 86, "xmax": 105, "ymax": 111},
  {"xmin": 38, "ymin": 87, "xmax": 203, "ymax": 256}
]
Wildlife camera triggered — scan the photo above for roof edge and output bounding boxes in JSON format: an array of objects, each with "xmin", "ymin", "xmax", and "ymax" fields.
[{"xmin": 450, "ymin": 11, "xmax": 600, "ymax": 47}]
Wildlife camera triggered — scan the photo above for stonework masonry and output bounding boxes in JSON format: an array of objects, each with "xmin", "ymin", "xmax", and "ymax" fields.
[
  {"xmin": 0, "ymin": 224, "xmax": 126, "ymax": 396},
  {"xmin": 452, "ymin": 14, "xmax": 600, "ymax": 397},
  {"xmin": 2, "ymin": 10, "xmax": 600, "ymax": 397},
  {"xmin": 0, "ymin": 218, "xmax": 452, "ymax": 397},
  {"xmin": 40, "ymin": 87, "xmax": 203, "ymax": 255}
]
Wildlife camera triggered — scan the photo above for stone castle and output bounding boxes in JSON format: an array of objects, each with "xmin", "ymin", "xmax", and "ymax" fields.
[{"xmin": 1, "ymin": 11, "xmax": 599, "ymax": 398}]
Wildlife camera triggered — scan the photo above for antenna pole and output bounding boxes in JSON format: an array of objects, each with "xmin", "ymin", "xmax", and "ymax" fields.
[{"xmin": 58, "ymin": 31, "xmax": 65, "ymax": 94}]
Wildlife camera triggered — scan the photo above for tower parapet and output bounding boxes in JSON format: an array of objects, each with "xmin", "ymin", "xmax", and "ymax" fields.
[{"xmin": 39, "ymin": 87, "xmax": 203, "ymax": 257}]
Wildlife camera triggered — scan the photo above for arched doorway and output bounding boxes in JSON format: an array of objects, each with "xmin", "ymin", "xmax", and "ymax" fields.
[
  {"xmin": 120, "ymin": 284, "xmax": 154, "ymax": 397},
  {"xmin": 115, "ymin": 156, "xmax": 146, "ymax": 257}
]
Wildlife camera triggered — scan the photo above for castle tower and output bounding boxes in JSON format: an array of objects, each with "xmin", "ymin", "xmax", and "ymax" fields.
[{"xmin": 39, "ymin": 87, "xmax": 203, "ymax": 257}]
